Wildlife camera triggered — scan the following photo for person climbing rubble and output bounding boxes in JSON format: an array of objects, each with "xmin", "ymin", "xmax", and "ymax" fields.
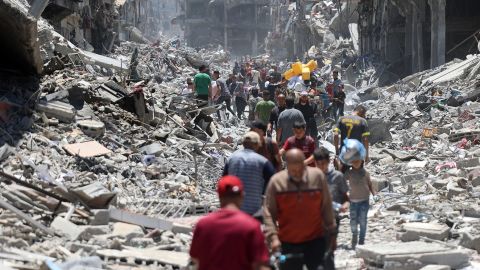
[
  {"xmin": 190, "ymin": 175, "xmax": 270, "ymax": 270},
  {"xmin": 264, "ymin": 149, "xmax": 336, "ymax": 270},
  {"xmin": 223, "ymin": 132, "xmax": 275, "ymax": 216}
]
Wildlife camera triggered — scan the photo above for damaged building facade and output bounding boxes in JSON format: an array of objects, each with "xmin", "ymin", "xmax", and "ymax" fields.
[
  {"xmin": 358, "ymin": 0, "xmax": 480, "ymax": 79},
  {"xmin": 183, "ymin": 0, "xmax": 271, "ymax": 56},
  {"xmin": 33, "ymin": 0, "xmax": 182, "ymax": 54}
]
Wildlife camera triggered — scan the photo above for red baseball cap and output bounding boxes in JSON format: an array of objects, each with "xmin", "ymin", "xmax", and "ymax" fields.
[{"xmin": 217, "ymin": 176, "xmax": 244, "ymax": 197}]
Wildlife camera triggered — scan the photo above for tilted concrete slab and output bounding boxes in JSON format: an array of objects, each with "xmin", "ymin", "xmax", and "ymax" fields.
[
  {"xmin": 0, "ymin": 0, "xmax": 43, "ymax": 74},
  {"xmin": 357, "ymin": 241, "xmax": 469, "ymax": 269},
  {"xmin": 398, "ymin": 223, "xmax": 450, "ymax": 242}
]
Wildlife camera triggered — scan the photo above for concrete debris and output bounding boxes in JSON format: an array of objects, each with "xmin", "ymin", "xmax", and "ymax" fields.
[
  {"xmin": 357, "ymin": 241, "xmax": 469, "ymax": 270},
  {"xmin": 0, "ymin": 2, "xmax": 241, "ymax": 269},
  {"xmin": 2, "ymin": 0, "xmax": 480, "ymax": 269}
]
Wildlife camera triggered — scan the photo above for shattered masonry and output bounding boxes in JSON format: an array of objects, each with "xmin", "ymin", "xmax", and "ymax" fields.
[{"xmin": 0, "ymin": 0, "xmax": 480, "ymax": 269}]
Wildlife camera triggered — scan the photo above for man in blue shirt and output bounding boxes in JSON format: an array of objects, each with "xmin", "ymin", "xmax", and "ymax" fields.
[{"xmin": 223, "ymin": 131, "xmax": 275, "ymax": 216}]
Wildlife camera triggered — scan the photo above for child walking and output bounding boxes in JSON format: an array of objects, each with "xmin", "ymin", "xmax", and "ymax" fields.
[{"xmin": 344, "ymin": 158, "xmax": 375, "ymax": 249}]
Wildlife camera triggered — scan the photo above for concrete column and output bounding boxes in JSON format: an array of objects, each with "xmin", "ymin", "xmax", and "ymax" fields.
[
  {"xmin": 437, "ymin": 0, "xmax": 446, "ymax": 66},
  {"xmin": 405, "ymin": 3, "xmax": 414, "ymax": 74},
  {"xmin": 252, "ymin": 2, "xmax": 258, "ymax": 55},
  {"xmin": 416, "ymin": 0, "xmax": 425, "ymax": 71},
  {"xmin": 224, "ymin": 2, "xmax": 228, "ymax": 51},
  {"xmin": 429, "ymin": 0, "xmax": 446, "ymax": 68}
]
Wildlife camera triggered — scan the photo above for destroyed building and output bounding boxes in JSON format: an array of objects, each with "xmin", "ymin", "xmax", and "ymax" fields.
[
  {"xmin": 358, "ymin": 0, "xmax": 480, "ymax": 80},
  {"xmin": 183, "ymin": 0, "xmax": 271, "ymax": 55}
]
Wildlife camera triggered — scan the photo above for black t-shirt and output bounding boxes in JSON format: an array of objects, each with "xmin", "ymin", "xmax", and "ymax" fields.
[
  {"xmin": 267, "ymin": 84, "xmax": 277, "ymax": 101},
  {"xmin": 335, "ymin": 115, "xmax": 369, "ymax": 147},
  {"xmin": 334, "ymin": 91, "xmax": 346, "ymax": 104},
  {"xmin": 269, "ymin": 106, "xmax": 286, "ymax": 128},
  {"xmin": 295, "ymin": 103, "xmax": 315, "ymax": 121}
]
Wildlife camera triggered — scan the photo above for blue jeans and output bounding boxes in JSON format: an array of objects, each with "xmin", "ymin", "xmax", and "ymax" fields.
[{"xmin": 350, "ymin": 200, "xmax": 369, "ymax": 245}]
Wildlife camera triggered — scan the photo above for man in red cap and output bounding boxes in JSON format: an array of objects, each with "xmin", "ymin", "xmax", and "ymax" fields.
[{"xmin": 190, "ymin": 176, "xmax": 271, "ymax": 270}]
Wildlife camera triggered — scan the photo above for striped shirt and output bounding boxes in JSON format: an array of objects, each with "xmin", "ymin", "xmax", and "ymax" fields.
[{"xmin": 223, "ymin": 149, "xmax": 275, "ymax": 215}]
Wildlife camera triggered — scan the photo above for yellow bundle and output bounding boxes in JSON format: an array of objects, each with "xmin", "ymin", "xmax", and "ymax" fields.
[{"xmin": 283, "ymin": 60, "xmax": 318, "ymax": 81}]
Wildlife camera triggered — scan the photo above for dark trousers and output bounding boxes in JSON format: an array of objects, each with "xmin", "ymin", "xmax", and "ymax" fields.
[
  {"xmin": 235, "ymin": 97, "xmax": 247, "ymax": 119},
  {"xmin": 216, "ymin": 95, "xmax": 235, "ymax": 119},
  {"xmin": 323, "ymin": 216, "xmax": 340, "ymax": 270},
  {"xmin": 306, "ymin": 118, "xmax": 318, "ymax": 142},
  {"xmin": 280, "ymin": 237, "xmax": 327, "ymax": 270},
  {"xmin": 197, "ymin": 94, "xmax": 209, "ymax": 102},
  {"xmin": 333, "ymin": 103, "xmax": 344, "ymax": 121}
]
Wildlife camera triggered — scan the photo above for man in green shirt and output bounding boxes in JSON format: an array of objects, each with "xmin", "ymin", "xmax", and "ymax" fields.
[
  {"xmin": 194, "ymin": 65, "xmax": 212, "ymax": 101},
  {"xmin": 255, "ymin": 91, "xmax": 276, "ymax": 124}
]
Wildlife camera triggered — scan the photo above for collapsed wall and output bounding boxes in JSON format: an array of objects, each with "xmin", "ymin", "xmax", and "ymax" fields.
[{"xmin": 0, "ymin": 0, "xmax": 43, "ymax": 74}]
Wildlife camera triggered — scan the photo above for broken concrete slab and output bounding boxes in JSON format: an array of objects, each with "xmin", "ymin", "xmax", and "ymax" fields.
[
  {"xmin": 357, "ymin": 241, "xmax": 469, "ymax": 270},
  {"xmin": 398, "ymin": 223, "xmax": 450, "ymax": 242},
  {"xmin": 109, "ymin": 208, "xmax": 173, "ymax": 230},
  {"xmin": 63, "ymin": 141, "xmax": 112, "ymax": 158},
  {"xmin": 111, "ymin": 222, "xmax": 144, "ymax": 240},
  {"xmin": 140, "ymin": 143, "xmax": 164, "ymax": 155},
  {"xmin": 96, "ymin": 248, "xmax": 189, "ymax": 267},
  {"xmin": 367, "ymin": 118, "xmax": 392, "ymax": 145},
  {"xmin": 80, "ymin": 50, "xmax": 129, "ymax": 72},
  {"xmin": 72, "ymin": 183, "xmax": 116, "ymax": 209},
  {"xmin": 36, "ymin": 100, "xmax": 76, "ymax": 123},
  {"xmin": 457, "ymin": 158, "xmax": 480, "ymax": 169},
  {"xmin": 77, "ymin": 120, "xmax": 106, "ymax": 137},
  {"xmin": 50, "ymin": 217, "xmax": 83, "ymax": 240},
  {"xmin": 423, "ymin": 56, "xmax": 479, "ymax": 84},
  {"xmin": 460, "ymin": 231, "xmax": 480, "ymax": 253},
  {"xmin": 90, "ymin": 209, "xmax": 110, "ymax": 225},
  {"xmin": 401, "ymin": 174, "xmax": 426, "ymax": 185}
]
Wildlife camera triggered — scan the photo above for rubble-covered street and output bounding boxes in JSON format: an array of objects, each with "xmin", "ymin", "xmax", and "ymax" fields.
[{"xmin": 1, "ymin": 0, "xmax": 480, "ymax": 269}]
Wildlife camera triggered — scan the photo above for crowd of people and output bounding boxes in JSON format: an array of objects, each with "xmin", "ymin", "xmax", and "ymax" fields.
[{"xmin": 184, "ymin": 59, "xmax": 375, "ymax": 270}]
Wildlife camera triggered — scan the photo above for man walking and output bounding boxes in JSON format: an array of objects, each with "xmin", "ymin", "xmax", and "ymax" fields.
[
  {"xmin": 264, "ymin": 149, "xmax": 336, "ymax": 270},
  {"xmin": 295, "ymin": 91, "xmax": 318, "ymax": 141},
  {"xmin": 234, "ymin": 76, "xmax": 248, "ymax": 119},
  {"xmin": 279, "ymin": 121, "xmax": 316, "ymax": 167},
  {"xmin": 255, "ymin": 91, "xmax": 276, "ymax": 124},
  {"xmin": 268, "ymin": 94, "xmax": 286, "ymax": 137},
  {"xmin": 223, "ymin": 132, "xmax": 275, "ymax": 215},
  {"xmin": 334, "ymin": 105, "xmax": 370, "ymax": 165},
  {"xmin": 333, "ymin": 85, "xmax": 346, "ymax": 121},
  {"xmin": 276, "ymin": 96, "xmax": 305, "ymax": 146},
  {"xmin": 213, "ymin": 70, "xmax": 235, "ymax": 119},
  {"xmin": 251, "ymin": 120, "xmax": 282, "ymax": 172},
  {"xmin": 193, "ymin": 65, "xmax": 212, "ymax": 102},
  {"xmin": 314, "ymin": 147, "xmax": 349, "ymax": 269},
  {"xmin": 190, "ymin": 175, "xmax": 270, "ymax": 270}
]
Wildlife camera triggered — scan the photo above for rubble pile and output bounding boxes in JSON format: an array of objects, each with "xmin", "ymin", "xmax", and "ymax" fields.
[
  {"xmin": 332, "ymin": 54, "xmax": 480, "ymax": 269},
  {"xmin": 0, "ymin": 13, "xmax": 243, "ymax": 269}
]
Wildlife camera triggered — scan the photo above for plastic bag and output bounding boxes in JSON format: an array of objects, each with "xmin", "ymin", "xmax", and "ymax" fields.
[{"xmin": 339, "ymin": 139, "xmax": 366, "ymax": 165}]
